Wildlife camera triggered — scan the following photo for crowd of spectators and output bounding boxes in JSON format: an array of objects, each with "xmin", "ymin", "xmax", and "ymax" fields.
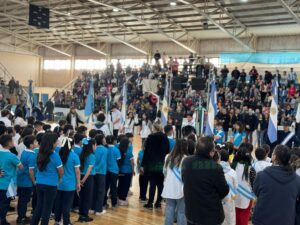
[{"xmin": 0, "ymin": 77, "xmax": 24, "ymax": 109}]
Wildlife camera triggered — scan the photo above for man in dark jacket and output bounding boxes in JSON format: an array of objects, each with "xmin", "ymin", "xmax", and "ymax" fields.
[
  {"xmin": 253, "ymin": 145, "xmax": 300, "ymax": 225},
  {"xmin": 141, "ymin": 121, "xmax": 169, "ymax": 209},
  {"xmin": 182, "ymin": 136, "xmax": 229, "ymax": 225}
]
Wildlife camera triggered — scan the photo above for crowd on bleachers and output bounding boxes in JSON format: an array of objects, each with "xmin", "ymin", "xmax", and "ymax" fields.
[
  {"xmin": 0, "ymin": 51, "xmax": 300, "ymax": 225},
  {"xmin": 0, "ymin": 77, "xmax": 24, "ymax": 109}
]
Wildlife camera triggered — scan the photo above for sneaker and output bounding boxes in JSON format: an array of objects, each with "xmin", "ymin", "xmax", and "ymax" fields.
[
  {"xmin": 72, "ymin": 208, "xmax": 79, "ymax": 213},
  {"xmin": 95, "ymin": 210, "xmax": 107, "ymax": 216},
  {"xmin": 78, "ymin": 216, "xmax": 93, "ymax": 223},
  {"xmin": 154, "ymin": 202, "xmax": 161, "ymax": 208},
  {"xmin": 143, "ymin": 203, "xmax": 153, "ymax": 209},
  {"xmin": 119, "ymin": 200, "xmax": 129, "ymax": 206},
  {"xmin": 89, "ymin": 210, "xmax": 95, "ymax": 215}
]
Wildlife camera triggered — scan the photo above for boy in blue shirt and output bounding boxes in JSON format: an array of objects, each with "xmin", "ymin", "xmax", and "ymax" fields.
[
  {"xmin": 164, "ymin": 125, "xmax": 176, "ymax": 152},
  {"xmin": 73, "ymin": 133, "xmax": 84, "ymax": 156},
  {"xmin": 214, "ymin": 122, "xmax": 225, "ymax": 144},
  {"xmin": 0, "ymin": 135, "xmax": 23, "ymax": 225},
  {"xmin": 16, "ymin": 135, "xmax": 37, "ymax": 224},
  {"xmin": 137, "ymin": 141, "xmax": 148, "ymax": 202}
]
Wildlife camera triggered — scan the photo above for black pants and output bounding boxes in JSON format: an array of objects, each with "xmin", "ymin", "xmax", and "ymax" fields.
[
  {"xmin": 105, "ymin": 172, "xmax": 118, "ymax": 207},
  {"xmin": 31, "ymin": 184, "xmax": 57, "ymax": 225},
  {"xmin": 113, "ymin": 129, "xmax": 119, "ymax": 139},
  {"xmin": 118, "ymin": 173, "xmax": 132, "ymax": 201},
  {"xmin": 17, "ymin": 187, "xmax": 33, "ymax": 219},
  {"xmin": 0, "ymin": 189, "xmax": 10, "ymax": 222},
  {"xmin": 79, "ymin": 175, "xmax": 94, "ymax": 218},
  {"xmin": 148, "ymin": 173, "xmax": 164, "ymax": 205},
  {"xmin": 92, "ymin": 174, "xmax": 106, "ymax": 213},
  {"xmin": 176, "ymin": 125, "xmax": 182, "ymax": 139},
  {"xmin": 32, "ymin": 185, "xmax": 37, "ymax": 211},
  {"xmin": 139, "ymin": 174, "xmax": 149, "ymax": 199},
  {"xmin": 54, "ymin": 190, "xmax": 75, "ymax": 225}
]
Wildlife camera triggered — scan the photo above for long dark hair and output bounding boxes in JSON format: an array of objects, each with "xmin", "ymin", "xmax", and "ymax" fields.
[
  {"xmin": 274, "ymin": 145, "xmax": 293, "ymax": 174},
  {"xmin": 37, "ymin": 133, "xmax": 58, "ymax": 171},
  {"xmin": 59, "ymin": 137, "xmax": 74, "ymax": 165},
  {"xmin": 232, "ymin": 142, "xmax": 253, "ymax": 181},
  {"xmin": 80, "ymin": 138, "xmax": 96, "ymax": 171},
  {"xmin": 119, "ymin": 137, "xmax": 129, "ymax": 165},
  {"xmin": 165, "ymin": 139, "xmax": 188, "ymax": 169}
]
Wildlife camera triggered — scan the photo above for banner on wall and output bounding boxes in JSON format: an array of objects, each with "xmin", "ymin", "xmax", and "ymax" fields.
[{"xmin": 220, "ymin": 52, "xmax": 300, "ymax": 65}]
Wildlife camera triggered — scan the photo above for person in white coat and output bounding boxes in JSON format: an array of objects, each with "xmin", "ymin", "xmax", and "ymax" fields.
[
  {"xmin": 219, "ymin": 150, "xmax": 238, "ymax": 225},
  {"xmin": 162, "ymin": 139, "xmax": 188, "ymax": 225}
]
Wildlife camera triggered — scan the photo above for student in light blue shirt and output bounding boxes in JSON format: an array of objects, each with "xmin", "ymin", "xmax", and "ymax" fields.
[
  {"xmin": 137, "ymin": 140, "xmax": 148, "ymax": 201},
  {"xmin": 54, "ymin": 137, "xmax": 81, "ymax": 225},
  {"xmin": 104, "ymin": 135, "xmax": 121, "ymax": 208},
  {"xmin": 0, "ymin": 135, "xmax": 23, "ymax": 225},
  {"xmin": 78, "ymin": 138, "xmax": 96, "ymax": 223},
  {"xmin": 164, "ymin": 125, "xmax": 176, "ymax": 152},
  {"xmin": 31, "ymin": 133, "xmax": 64, "ymax": 225},
  {"xmin": 17, "ymin": 135, "xmax": 37, "ymax": 224},
  {"xmin": 117, "ymin": 135, "xmax": 135, "ymax": 205},
  {"xmin": 73, "ymin": 133, "xmax": 85, "ymax": 156},
  {"xmin": 214, "ymin": 122, "xmax": 225, "ymax": 144},
  {"xmin": 92, "ymin": 134, "xmax": 108, "ymax": 215},
  {"xmin": 230, "ymin": 122, "xmax": 246, "ymax": 150}
]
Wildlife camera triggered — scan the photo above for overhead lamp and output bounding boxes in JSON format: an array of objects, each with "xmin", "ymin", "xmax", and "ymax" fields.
[
  {"xmin": 170, "ymin": 1, "xmax": 177, "ymax": 6},
  {"xmin": 113, "ymin": 8, "xmax": 119, "ymax": 12}
]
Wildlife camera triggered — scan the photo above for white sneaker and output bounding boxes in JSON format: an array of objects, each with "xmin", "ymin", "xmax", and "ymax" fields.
[
  {"xmin": 89, "ymin": 210, "xmax": 95, "ymax": 214},
  {"xmin": 95, "ymin": 210, "xmax": 107, "ymax": 216},
  {"xmin": 119, "ymin": 200, "xmax": 129, "ymax": 206}
]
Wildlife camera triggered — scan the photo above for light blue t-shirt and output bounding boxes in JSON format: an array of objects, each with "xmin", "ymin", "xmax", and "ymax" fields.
[
  {"xmin": 0, "ymin": 149, "xmax": 21, "ymax": 190},
  {"xmin": 58, "ymin": 151, "xmax": 80, "ymax": 191},
  {"xmin": 94, "ymin": 145, "xmax": 108, "ymax": 175},
  {"xmin": 232, "ymin": 131, "xmax": 246, "ymax": 148},
  {"xmin": 73, "ymin": 145, "xmax": 82, "ymax": 156},
  {"xmin": 138, "ymin": 150, "xmax": 144, "ymax": 165},
  {"xmin": 120, "ymin": 145, "xmax": 134, "ymax": 174},
  {"xmin": 80, "ymin": 154, "xmax": 96, "ymax": 176},
  {"xmin": 168, "ymin": 138, "xmax": 176, "ymax": 152},
  {"xmin": 36, "ymin": 152, "xmax": 63, "ymax": 187},
  {"xmin": 107, "ymin": 145, "xmax": 121, "ymax": 174},
  {"xmin": 17, "ymin": 149, "xmax": 36, "ymax": 187},
  {"xmin": 214, "ymin": 128, "xmax": 225, "ymax": 144},
  {"xmin": 55, "ymin": 146, "xmax": 61, "ymax": 153}
]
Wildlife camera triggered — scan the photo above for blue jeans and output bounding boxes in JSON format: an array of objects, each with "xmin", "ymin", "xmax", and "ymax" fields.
[{"xmin": 164, "ymin": 198, "xmax": 186, "ymax": 225}]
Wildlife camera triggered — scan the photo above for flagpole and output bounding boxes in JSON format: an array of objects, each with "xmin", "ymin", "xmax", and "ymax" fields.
[{"xmin": 168, "ymin": 72, "xmax": 172, "ymax": 107}]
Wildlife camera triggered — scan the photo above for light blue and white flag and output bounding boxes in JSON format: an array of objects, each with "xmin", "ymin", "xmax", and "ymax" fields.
[
  {"xmin": 25, "ymin": 80, "xmax": 34, "ymax": 118},
  {"xmin": 121, "ymin": 83, "xmax": 127, "ymax": 124},
  {"xmin": 205, "ymin": 80, "xmax": 217, "ymax": 135},
  {"xmin": 268, "ymin": 80, "xmax": 278, "ymax": 143},
  {"xmin": 84, "ymin": 79, "xmax": 94, "ymax": 117},
  {"xmin": 161, "ymin": 78, "xmax": 169, "ymax": 127}
]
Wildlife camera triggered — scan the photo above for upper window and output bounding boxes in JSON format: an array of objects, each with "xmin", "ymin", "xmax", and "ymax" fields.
[
  {"xmin": 44, "ymin": 60, "xmax": 71, "ymax": 70},
  {"xmin": 75, "ymin": 59, "xmax": 107, "ymax": 70}
]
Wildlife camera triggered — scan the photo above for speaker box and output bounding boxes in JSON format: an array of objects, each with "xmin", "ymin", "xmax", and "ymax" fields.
[
  {"xmin": 29, "ymin": 4, "xmax": 50, "ymax": 29},
  {"xmin": 191, "ymin": 78, "xmax": 207, "ymax": 91}
]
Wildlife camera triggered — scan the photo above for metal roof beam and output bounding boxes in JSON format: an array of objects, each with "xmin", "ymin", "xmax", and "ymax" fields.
[
  {"xmin": 177, "ymin": 0, "xmax": 255, "ymax": 52},
  {"xmin": 278, "ymin": 0, "xmax": 300, "ymax": 25},
  {"xmin": 87, "ymin": 0, "xmax": 197, "ymax": 53},
  {"xmin": 0, "ymin": 26, "xmax": 71, "ymax": 57}
]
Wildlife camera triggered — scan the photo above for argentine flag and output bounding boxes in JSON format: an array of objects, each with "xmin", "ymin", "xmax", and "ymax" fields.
[
  {"xmin": 205, "ymin": 80, "xmax": 217, "ymax": 135},
  {"xmin": 161, "ymin": 78, "xmax": 169, "ymax": 127},
  {"xmin": 267, "ymin": 81, "xmax": 278, "ymax": 143},
  {"xmin": 26, "ymin": 80, "xmax": 34, "ymax": 118},
  {"xmin": 84, "ymin": 79, "xmax": 94, "ymax": 117},
  {"xmin": 121, "ymin": 83, "xmax": 127, "ymax": 124}
]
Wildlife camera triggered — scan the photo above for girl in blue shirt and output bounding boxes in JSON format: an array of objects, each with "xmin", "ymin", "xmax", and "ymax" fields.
[
  {"xmin": 231, "ymin": 122, "xmax": 246, "ymax": 150},
  {"xmin": 78, "ymin": 138, "xmax": 96, "ymax": 223},
  {"xmin": 137, "ymin": 140, "xmax": 148, "ymax": 201},
  {"xmin": 104, "ymin": 135, "xmax": 121, "ymax": 208},
  {"xmin": 0, "ymin": 135, "xmax": 23, "ymax": 225},
  {"xmin": 117, "ymin": 136, "xmax": 135, "ymax": 206},
  {"xmin": 54, "ymin": 137, "xmax": 81, "ymax": 225},
  {"xmin": 31, "ymin": 133, "xmax": 64, "ymax": 225},
  {"xmin": 16, "ymin": 135, "xmax": 37, "ymax": 224},
  {"xmin": 91, "ymin": 134, "xmax": 108, "ymax": 215}
]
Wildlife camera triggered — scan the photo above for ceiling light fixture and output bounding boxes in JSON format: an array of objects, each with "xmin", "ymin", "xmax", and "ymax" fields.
[{"xmin": 170, "ymin": 1, "xmax": 177, "ymax": 6}]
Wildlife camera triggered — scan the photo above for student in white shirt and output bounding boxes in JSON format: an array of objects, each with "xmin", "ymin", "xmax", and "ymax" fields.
[
  {"xmin": 0, "ymin": 110, "xmax": 12, "ymax": 127},
  {"xmin": 251, "ymin": 147, "xmax": 272, "ymax": 174},
  {"xmin": 111, "ymin": 105, "xmax": 122, "ymax": 138},
  {"xmin": 182, "ymin": 113, "xmax": 195, "ymax": 128},
  {"xmin": 162, "ymin": 139, "xmax": 188, "ymax": 225},
  {"xmin": 123, "ymin": 112, "xmax": 135, "ymax": 134},
  {"xmin": 17, "ymin": 127, "xmax": 34, "ymax": 158},
  {"xmin": 14, "ymin": 110, "xmax": 27, "ymax": 128},
  {"xmin": 93, "ymin": 113, "xmax": 111, "ymax": 137},
  {"xmin": 140, "ymin": 113, "xmax": 152, "ymax": 145}
]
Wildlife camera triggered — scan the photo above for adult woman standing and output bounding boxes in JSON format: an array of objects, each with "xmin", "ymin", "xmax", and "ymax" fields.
[
  {"xmin": 141, "ymin": 121, "xmax": 169, "ymax": 209},
  {"xmin": 162, "ymin": 139, "xmax": 188, "ymax": 225},
  {"xmin": 54, "ymin": 137, "xmax": 81, "ymax": 225},
  {"xmin": 66, "ymin": 107, "xmax": 83, "ymax": 129},
  {"xmin": 253, "ymin": 145, "xmax": 300, "ymax": 225},
  {"xmin": 232, "ymin": 143, "xmax": 255, "ymax": 225},
  {"xmin": 31, "ymin": 133, "xmax": 64, "ymax": 225}
]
